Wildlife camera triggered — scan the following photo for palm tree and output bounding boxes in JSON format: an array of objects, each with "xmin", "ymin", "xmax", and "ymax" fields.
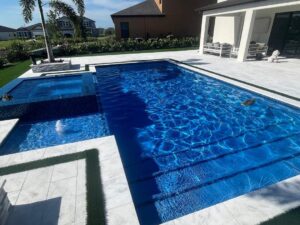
[{"xmin": 19, "ymin": 0, "xmax": 85, "ymax": 63}]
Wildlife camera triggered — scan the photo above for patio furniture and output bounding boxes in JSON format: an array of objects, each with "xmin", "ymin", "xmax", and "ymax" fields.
[
  {"xmin": 203, "ymin": 42, "xmax": 232, "ymax": 57},
  {"xmin": 230, "ymin": 43, "xmax": 268, "ymax": 59}
]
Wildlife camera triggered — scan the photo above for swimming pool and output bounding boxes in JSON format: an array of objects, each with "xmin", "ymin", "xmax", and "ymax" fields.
[
  {"xmin": 95, "ymin": 61, "xmax": 300, "ymax": 225},
  {"xmin": 0, "ymin": 73, "xmax": 109, "ymax": 154}
]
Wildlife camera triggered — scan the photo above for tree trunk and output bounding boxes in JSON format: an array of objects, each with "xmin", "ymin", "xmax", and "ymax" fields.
[{"xmin": 38, "ymin": 0, "xmax": 55, "ymax": 63}]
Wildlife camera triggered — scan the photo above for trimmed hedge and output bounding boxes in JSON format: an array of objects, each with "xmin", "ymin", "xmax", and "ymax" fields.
[
  {"xmin": 1, "ymin": 37, "xmax": 199, "ymax": 62},
  {"xmin": 0, "ymin": 57, "xmax": 6, "ymax": 68},
  {"xmin": 56, "ymin": 37, "xmax": 199, "ymax": 56}
]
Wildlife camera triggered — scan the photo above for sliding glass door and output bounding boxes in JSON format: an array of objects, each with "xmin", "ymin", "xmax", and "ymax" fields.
[{"xmin": 268, "ymin": 11, "xmax": 300, "ymax": 56}]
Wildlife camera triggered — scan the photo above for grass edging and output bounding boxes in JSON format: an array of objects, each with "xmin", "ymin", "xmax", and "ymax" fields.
[
  {"xmin": 0, "ymin": 149, "xmax": 106, "ymax": 225},
  {"xmin": 0, "ymin": 60, "xmax": 31, "ymax": 88}
]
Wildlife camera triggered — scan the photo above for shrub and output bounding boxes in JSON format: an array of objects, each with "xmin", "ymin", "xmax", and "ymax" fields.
[
  {"xmin": 0, "ymin": 57, "xmax": 6, "ymax": 68},
  {"xmin": 6, "ymin": 42, "xmax": 29, "ymax": 62}
]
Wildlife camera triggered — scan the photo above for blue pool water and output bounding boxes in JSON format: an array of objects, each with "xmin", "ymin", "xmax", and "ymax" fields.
[
  {"xmin": 0, "ymin": 74, "xmax": 109, "ymax": 155},
  {"xmin": 95, "ymin": 61, "xmax": 300, "ymax": 225},
  {"xmin": 9, "ymin": 75, "xmax": 83, "ymax": 100},
  {"xmin": 0, "ymin": 112, "xmax": 109, "ymax": 155}
]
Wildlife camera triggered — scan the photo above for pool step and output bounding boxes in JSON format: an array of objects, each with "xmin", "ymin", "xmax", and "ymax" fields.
[
  {"xmin": 130, "ymin": 131, "xmax": 300, "ymax": 207},
  {"xmin": 127, "ymin": 121, "xmax": 299, "ymax": 183}
]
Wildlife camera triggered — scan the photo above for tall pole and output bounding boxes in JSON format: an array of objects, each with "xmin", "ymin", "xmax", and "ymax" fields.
[{"xmin": 38, "ymin": 0, "xmax": 55, "ymax": 62}]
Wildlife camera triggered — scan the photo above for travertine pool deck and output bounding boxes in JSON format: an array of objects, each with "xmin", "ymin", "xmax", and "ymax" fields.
[
  {"xmin": 0, "ymin": 136, "xmax": 138, "ymax": 225},
  {"xmin": 1, "ymin": 50, "xmax": 300, "ymax": 225}
]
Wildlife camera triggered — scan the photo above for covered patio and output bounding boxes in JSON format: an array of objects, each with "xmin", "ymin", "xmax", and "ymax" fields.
[{"xmin": 198, "ymin": 0, "xmax": 300, "ymax": 61}]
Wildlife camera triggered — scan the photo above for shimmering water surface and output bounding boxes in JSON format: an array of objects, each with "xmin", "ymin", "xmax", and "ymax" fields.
[
  {"xmin": 0, "ymin": 113, "xmax": 109, "ymax": 155},
  {"xmin": 9, "ymin": 76, "xmax": 83, "ymax": 100},
  {"xmin": 95, "ymin": 61, "xmax": 300, "ymax": 225}
]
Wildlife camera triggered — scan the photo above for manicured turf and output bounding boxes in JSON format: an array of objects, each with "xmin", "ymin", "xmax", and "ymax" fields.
[
  {"xmin": 0, "ymin": 60, "xmax": 31, "ymax": 87},
  {"xmin": 0, "ymin": 149, "xmax": 106, "ymax": 225},
  {"xmin": 260, "ymin": 206, "xmax": 300, "ymax": 225}
]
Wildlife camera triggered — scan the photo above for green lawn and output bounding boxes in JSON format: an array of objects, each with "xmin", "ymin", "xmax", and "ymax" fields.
[
  {"xmin": 0, "ymin": 60, "xmax": 31, "ymax": 87},
  {"xmin": 260, "ymin": 206, "xmax": 300, "ymax": 225}
]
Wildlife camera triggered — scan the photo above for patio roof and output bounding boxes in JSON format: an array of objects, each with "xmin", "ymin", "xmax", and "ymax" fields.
[{"xmin": 196, "ymin": 0, "xmax": 268, "ymax": 12}]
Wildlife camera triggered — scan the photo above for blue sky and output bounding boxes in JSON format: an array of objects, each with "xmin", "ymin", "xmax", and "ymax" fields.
[{"xmin": 0, "ymin": 0, "xmax": 142, "ymax": 29}]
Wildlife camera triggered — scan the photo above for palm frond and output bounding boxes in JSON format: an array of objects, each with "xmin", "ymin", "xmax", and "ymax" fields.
[
  {"xmin": 49, "ymin": 0, "xmax": 81, "ymax": 36},
  {"xmin": 19, "ymin": 0, "xmax": 36, "ymax": 23},
  {"xmin": 72, "ymin": 0, "xmax": 85, "ymax": 17}
]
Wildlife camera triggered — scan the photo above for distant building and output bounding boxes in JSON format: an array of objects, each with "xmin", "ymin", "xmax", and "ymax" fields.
[
  {"xmin": 0, "ymin": 25, "xmax": 16, "ymax": 41},
  {"xmin": 16, "ymin": 27, "xmax": 32, "ymax": 39},
  {"xmin": 57, "ymin": 16, "xmax": 97, "ymax": 37},
  {"xmin": 17, "ymin": 23, "xmax": 45, "ymax": 39},
  {"xmin": 96, "ymin": 28, "xmax": 105, "ymax": 36},
  {"xmin": 111, "ymin": 0, "xmax": 216, "ymax": 39},
  {"xmin": 17, "ymin": 23, "xmax": 44, "ymax": 39},
  {"xmin": 16, "ymin": 16, "xmax": 98, "ymax": 39}
]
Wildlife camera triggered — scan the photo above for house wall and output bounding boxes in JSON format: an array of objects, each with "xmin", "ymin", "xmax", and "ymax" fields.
[
  {"xmin": 212, "ymin": 14, "xmax": 244, "ymax": 46},
  {"xmin": 209, "ymin": 1, "xmax": 300, "ymax": 46},
  {"xmin": 0, "ymin": 32, "xmax": 16, "ymax": 41},
  {"xmin": 252, "ymin": 4, "xmax": 300, "ymax": 44},
  {"xmin": 113, "ymin": 0, "xmax": 216, "ymax": 39}
]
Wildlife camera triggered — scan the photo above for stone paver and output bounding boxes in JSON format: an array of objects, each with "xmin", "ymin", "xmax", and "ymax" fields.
[{"xmin": 3, "ymin": 159, "xmax": 87, "ymax": 225}]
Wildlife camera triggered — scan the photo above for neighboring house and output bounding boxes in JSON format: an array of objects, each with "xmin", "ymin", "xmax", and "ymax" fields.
[
  {"xmin": 17, "ymin": 23, "xmax": 44, "ymax": 39},
  {"xmin": 16, "ymin": 27, "xmax": 32, "ymax": 39},
  {"xmin": 111, "ymin": 0, "xmax": 216, "ymax": 39},
  {"xmin": 0, "ymin": 25, "xmax": 16, "ymax": 41},
  {"xmin": 198, "ymin": 0, "xmax": 300, "ymax": 61},
  {"xmin": 57, "ymin": 16, "xmax": 97, "ymax": 37},
  {"xmin": 16, "ymin": 16, "xmax": 98, "ymax": 39}
]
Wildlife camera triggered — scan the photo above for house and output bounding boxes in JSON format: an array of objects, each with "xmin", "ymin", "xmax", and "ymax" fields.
[
  {"xmin": 16, "ymin": 16, "xmax": 98, "ymax": 39},
  {"xmin": 57, "ymin": 16, "xmax": 97, "ymax": 37},
  {"xmin": 17, "ymin": 23, "xmax": 44, "ymax": 39},
  {"xmin": 198, "ymin": 0, "xmax": 300, "ymax": 61},
  {"xmin": 16, "ymin": 27, "xmax": 32, "ymax": 39},
  {"xmin": 0, "ymin": 25, "xmax": 16, "ymax": 41},
  {"xmin": 111, "ymin": 0, "xmax": 216, "ymax": 39}
]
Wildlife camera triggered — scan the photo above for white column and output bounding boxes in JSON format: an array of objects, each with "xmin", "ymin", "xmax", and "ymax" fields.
[
  {"xmin": 237, "ymin": 10, "xmax": 256, "ymax": 62},
  {"xmin": 199, "ymin": 15, "xmax": 209, "ymax": 55}
]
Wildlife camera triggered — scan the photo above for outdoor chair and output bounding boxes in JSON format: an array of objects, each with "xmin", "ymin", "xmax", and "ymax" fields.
[
  {"xmin": 230, "ymin": 43, "xmax": 268, "ymax": 59},
  {"xmin": 203, "ymin": 42, "xmax": 232, "ymax": 57}
]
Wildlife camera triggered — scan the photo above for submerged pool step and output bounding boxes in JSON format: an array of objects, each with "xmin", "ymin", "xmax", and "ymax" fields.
[
  {"xmin": 137, "ymin": 155, "xmax": 300, "ymax": 223},
  {"xmin": 130, "ymin": 131, "xmax": 300, "ymax": 207},
  {"xmin": 126, "ymin": 121, "xmax": 300, "ymax": 183}
]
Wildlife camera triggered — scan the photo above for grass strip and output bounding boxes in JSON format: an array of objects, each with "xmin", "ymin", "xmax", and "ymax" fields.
[
  {"xmin": 85, "ymin": 149, "xmax": 106, "ymax": 225},
  {"xmin": 260, "ymin": 206, "xmax": 300, "ymax": 225},
  {"xmin": 0, "ymin": 151, "xmax": 86, "ymax": 176},
  {"xmin": 0, "ymin": 149, "xmax": 106, "ymax": 225},
  {"xmin": 0, "ymin": 60, "xmax": 31, "ymax": 88}
]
